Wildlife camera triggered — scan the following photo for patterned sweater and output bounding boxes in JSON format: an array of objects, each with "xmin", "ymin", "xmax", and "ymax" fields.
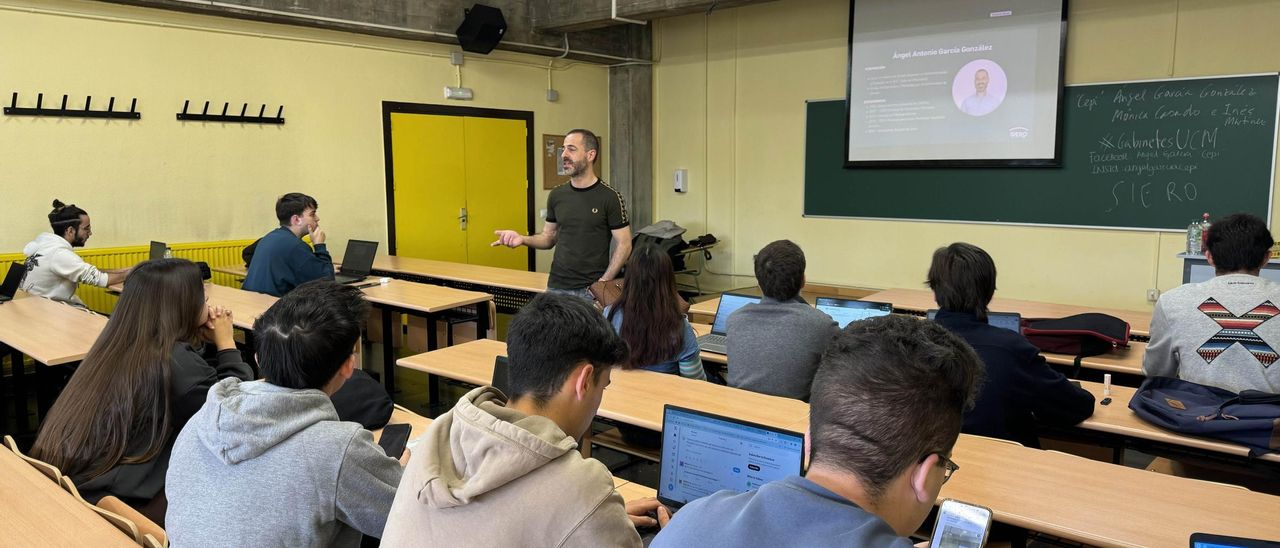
[{"xmin": 1144, "ymin": 273, "xmax": 1280, "ymax": 394}]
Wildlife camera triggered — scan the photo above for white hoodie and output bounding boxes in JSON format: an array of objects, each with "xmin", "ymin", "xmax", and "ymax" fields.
[{"xmin": 20, "ymin": 232, "xmax": 107, "ymax": 305}]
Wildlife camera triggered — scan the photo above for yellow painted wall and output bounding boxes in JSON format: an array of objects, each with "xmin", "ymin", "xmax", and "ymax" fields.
[
  {"xmin": 653, "ymin": 0, "xmax": 1280, "ymax": 310},
  {"xmin": 0, "ymin": 0, "xmax": 609, "ymax": 272}
]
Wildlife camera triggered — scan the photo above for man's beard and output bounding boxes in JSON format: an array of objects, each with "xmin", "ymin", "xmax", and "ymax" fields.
[{"xmin": 564, "ymin": 158, "xmax": 587, "ymax": 177}]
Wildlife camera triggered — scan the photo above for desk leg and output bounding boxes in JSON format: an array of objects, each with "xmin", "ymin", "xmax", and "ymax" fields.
[
  {"xmin": 381, "ymin": 307, "xmax": 396, "ymax": 398},
  {"xmin": 0, "ymin": 347, "xmax": 10, "ymax": 432},
  {"xmin": 425, "ymin": 313, "xmax": 439, "ymax": 407},
  {"xmin": 477, "ymin": 302, "xmax": 491, "ymax": 340},
  {"xmin": 9, "ymin": 348, "xmax": 26, "ymax": 431},
  {"xmin": 36, "ymin": 363, "xmax": 58, "ymax": 420}
]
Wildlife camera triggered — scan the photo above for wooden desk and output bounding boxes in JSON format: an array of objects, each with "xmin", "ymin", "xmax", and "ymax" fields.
[
  {"xmin": 1044, "ymin": 343, "xmax": 1146, "ymax": 376},
  {"xmin": 373, "ymin": 256, "xmax": 547, "ymax": 294},
  {"xmin": 0, "ymin": 294, "xmax": 108, "ymax": 421},
  {"xmin": 212, "ymin": 264, "xmax": 247, "ymax": 278},
  {"xmin": 0, "ymin": 449, "xmax": 138, "ymax": 547},
  {"xmin": 614, "ymin": 479, "xmax": 657, "ymax": 501},
  {"xmin": 362, "ymin": 280, "xmax": 492, "ymax": 397},
  {"xmin": 1073, "ymin": 381, "xmax": 1280, "ymax": 465},
  {"xmin": 865, "ymin": 288, "xmax": 1154, "ymax": 339},
  {"xmin": 204, "ymin": 283, "xmax": 278, "ymax": 330},
  {"xmin": 688, "ymin": 297, "xmax": 719, "ymax": 324},
  {"xmin": 396, "ymin": 339, "xmax": 810, "ymax": 433},
  {"xmin": 943, "ymin": 435, "xmax": 1280, "ymax": 547}
]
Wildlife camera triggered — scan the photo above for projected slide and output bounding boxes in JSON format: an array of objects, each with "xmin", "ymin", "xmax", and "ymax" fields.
[{"xmin": 846, "ymin": 0, "xmax": 1065, "ymax": 165}]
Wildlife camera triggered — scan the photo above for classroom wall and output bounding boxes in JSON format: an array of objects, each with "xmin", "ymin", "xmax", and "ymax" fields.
[
  {"xmin": 0, "ymin": 0, "xmax": 610, "ymax": 271},
  {"xmin": 652, "ymin": 0, "xmax": 1280, "ymax": 310}
]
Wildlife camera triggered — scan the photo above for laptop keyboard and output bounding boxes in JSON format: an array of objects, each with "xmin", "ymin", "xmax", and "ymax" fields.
[{"xmin": 697, "ymin": 333, "xmax": 727, "ymax": 354}]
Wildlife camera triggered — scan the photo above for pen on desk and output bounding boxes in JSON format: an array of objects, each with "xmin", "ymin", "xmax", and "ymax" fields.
[{"xmin": 1103, "ymin": 373, "xmax": 1112, "ymax": 397}]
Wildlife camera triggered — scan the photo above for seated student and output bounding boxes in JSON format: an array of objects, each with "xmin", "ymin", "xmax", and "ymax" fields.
[
  {"xmin": 928, "ymin": 242, "xmax": 1094, "ymax": 447},
  {"xmin": 605, "ymin": 244, "xmax": 706, "ymax": 381},
  {"xmin": 242, "ymin": 192, "xmax": 334, "ymax": 297},
  {"xmin": 727, "ymin": 240, "xmax": 837, "ymax": 401},
  {"xmin": 21, "ymin": 199, "xmax": 131, "ymax": 305},
  {"xmin": 381, "ymin": 293, "xmax": 667, "ymax": 547},
  {"xmin": 653, "ymin": 314, "xmax": 985, "ymax": 547},
  {"xmin": 30, "ymin": 258, "xmax": 252, "ymax": 523},
  {"xmin": 1146, "ymin": 213, "xmax": 1280, "ymax": 394},
  {"xmin": 166, "ymin": 281, "xmax": 401, "ymax": 547}
]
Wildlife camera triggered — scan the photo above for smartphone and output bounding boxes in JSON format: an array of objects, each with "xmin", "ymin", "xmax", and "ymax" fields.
[
  {"xmin": 378, "ymin": 423, "xmax": 412, "ymax": 459},
  {"xmin": 929, "ymin": 499, "xmax": 993, "ymax": 548}
]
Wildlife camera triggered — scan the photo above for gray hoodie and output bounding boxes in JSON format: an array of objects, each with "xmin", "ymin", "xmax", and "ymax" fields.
[
  {"xmin": 166, "ymin": 378, "xmax": 402, "ymax": 547},
  {"xmin": 381, "ymin": 386, "xmax": 641, "ymax": 547}
]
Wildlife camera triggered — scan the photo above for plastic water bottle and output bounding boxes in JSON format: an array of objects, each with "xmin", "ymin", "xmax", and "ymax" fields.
[{"xmin": 1187, "ymin": 217, "xmax": 1204, "ymax": 255}]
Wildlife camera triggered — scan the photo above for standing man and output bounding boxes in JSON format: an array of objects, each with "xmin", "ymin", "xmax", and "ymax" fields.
[
  {"xmin": 492, "ymin": 129, "xmax": 631, "ymax": 300},
  {"xmin": 21, "ymin": 199, "xmax": 131, "ymax": 306},
  {"xmin": 242, "ymin": 192, "xmax": 335, "ymax": 297}
]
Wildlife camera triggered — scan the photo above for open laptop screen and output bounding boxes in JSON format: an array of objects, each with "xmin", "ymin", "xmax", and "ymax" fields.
[
  {"xmin": 658, "ymin": 405, "xmax": 804, "ymax": 509},
  {"xmin": 711, "ymin": 293, "xmax": 761, "ymax": 335},
  {"xmin": 149, "ymin": 241, "xmax": 167, "ymax": 261},
  {"xmin": 815, "ymin": 297, "xmax": 892, "ymax": 328},
  {"xmin": 492, "ymin": 356, "xmax": 510, "ymax": 396},
  {"xmin": 927, "ymin": 309, "xmax": 1022, "ymax": 334},
  {"xmin": 341, "ymin": 240, "xmax": 379, "ymax": 276}
]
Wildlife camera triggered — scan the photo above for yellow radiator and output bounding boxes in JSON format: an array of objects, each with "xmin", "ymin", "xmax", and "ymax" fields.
[{"xmin": 0, "ymin": 239, "xmax": 254, "ymax": 314}]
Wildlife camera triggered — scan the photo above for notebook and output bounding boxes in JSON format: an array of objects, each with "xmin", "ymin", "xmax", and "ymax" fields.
[
  {"xmin": 335, "ymin": 240, "xmax": 379, "ymax": 284},
  {"xmin": 927, "ymin": 309, "xmax": 1022, "ymax": 334},
  {"xmin": 695, "ymin": 293, "xmax": 761, "ymax": 354},
  {"xmin": 814, "ymin": 297, "xmax": 892, "ymax": 328},
  {"xmin": 657, "ymin": 405, "xmax": 804, "ymax": 510}
]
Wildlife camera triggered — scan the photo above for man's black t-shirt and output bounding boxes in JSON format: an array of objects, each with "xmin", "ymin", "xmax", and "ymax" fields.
[{"xmin": 545, "ymin": 179, "xmax": 629, "ymax": 290}]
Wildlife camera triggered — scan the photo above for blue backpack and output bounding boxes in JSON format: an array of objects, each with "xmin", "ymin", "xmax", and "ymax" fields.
[{"xmin": 1129, "ymin": 376, "xmax": 1280, "ymax": 457}]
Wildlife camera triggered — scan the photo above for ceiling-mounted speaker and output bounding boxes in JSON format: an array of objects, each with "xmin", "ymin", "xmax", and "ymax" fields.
[{"xmin": 456, "ymin": 4, "xmax": 506, "ymax": 55}]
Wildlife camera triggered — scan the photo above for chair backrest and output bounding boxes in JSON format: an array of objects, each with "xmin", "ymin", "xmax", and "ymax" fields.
[
  {"xmin": 142, "ymin": 533, "xmax": 165, "ymax": 548},
  {"xmin": 59, "ymin": 476, "xmax": 143, "ymax": 544},
  {"xmin": 3, "ymin": 434, "xmax": 63, "ymax": 483},
  {"xmin": 99, "ymin": 496, "xmax": 167, "ymax": 546}
]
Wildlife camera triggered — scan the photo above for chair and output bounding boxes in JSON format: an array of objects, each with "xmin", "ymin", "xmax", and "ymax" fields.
[
  {"xmin": 59, "ymin": 476, "xmax": 143, "ymax": 544},
  {"xmin": 100, "ymin": 496, "xmax": 168, "ymax": 547},
  {"xmin": 3, "ymin": 434, "xmax": 63, "ymax": 483},
  {"xmin": 142, "ymin": 534, "xmax": 164, "ymax": 548}
]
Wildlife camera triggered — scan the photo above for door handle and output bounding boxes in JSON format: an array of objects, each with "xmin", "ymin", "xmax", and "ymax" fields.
[{"xmin": 459, "ymin": 207, "xmax": 467, "ymax": 231}]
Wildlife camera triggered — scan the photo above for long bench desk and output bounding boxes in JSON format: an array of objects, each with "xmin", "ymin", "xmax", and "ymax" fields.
[
  {"xmin": 0, "ymin": 447, "xmax": 138, "ymax": 547},
  {"xmin": 0, "ymin": 293, "xmax": 108, "ymax": 422},
  {"xmin": 693, "ymin": 288, "xmax": 1155, "ymax": 340},
  {"xmin": 370, "ymin": 256, "xmax": 546, "ymax": 314},
  {"xmin": 691, "ymin": 322, "xmax": 1146, "ymax": 377},
  {"xmin": 400, "ymin": 339, "xmax": 1280, "ymax": 547},
  {"xmin": 396, "ymin": 339, "xmax": 811, "ymax": 433}
]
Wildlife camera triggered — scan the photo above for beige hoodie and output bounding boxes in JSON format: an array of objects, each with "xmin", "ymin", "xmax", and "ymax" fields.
[{"xmin": 381, "ymin": 386, "xmax": 642, "ymax": 548}]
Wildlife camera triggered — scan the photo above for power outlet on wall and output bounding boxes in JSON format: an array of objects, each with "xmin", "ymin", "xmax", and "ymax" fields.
[{"xmin": 1146, "ymin": 288, "xmax": 1160, "ymax": 303}]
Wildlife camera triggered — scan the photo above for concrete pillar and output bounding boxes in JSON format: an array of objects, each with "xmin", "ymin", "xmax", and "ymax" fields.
[{"xmin": 609, "ymin": 63, "xmax": 654, "ymax": 230}]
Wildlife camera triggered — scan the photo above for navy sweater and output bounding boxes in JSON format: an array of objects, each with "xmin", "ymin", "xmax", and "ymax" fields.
[
  {"xmin": 934, "ymin": 309, "xmax": 1095, "ymax": 447},
  {"xmin": 242, "ymin": 227, "xmax": 334, "ymax": 297}
]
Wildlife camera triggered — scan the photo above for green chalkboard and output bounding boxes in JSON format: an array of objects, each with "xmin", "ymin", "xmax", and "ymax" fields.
[{"xmin": 804, "ymin": 74, "xmax": 1279, "ymax": 230}]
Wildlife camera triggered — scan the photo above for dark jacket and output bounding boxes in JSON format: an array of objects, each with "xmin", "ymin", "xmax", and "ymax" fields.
[
  {"xmin": 241, "ymin": 227, "xmax": 333, "ymax": 297},
  {"xmin": 934, "ymin": 309, "xmax": 1095, "ymax": 447},
  {"xmin": 76, "ymin": 343, "xmax": 253, "ymax": 506}
]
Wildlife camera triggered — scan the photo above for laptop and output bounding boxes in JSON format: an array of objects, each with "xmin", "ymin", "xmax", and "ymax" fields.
[
  {"xmin": 1190, "ymin": 533, "xmax": 1280, "ymax": 548},
  {"xmin": 657, "ymin": 405, "xmax": 804, "ymax": 511},
  {"xmin": 815, "ymin": 297, "xmax": 892, "ymax": 328},
  {"xmin": 492, "ymin": 355, "xmax": 511, "ymax": 395},
  {"xmin": 0, "ymin": 263, "xmax": 24, "ymax": 303},
  {"xmin": 927, "ymin": 309, "xmax": 1022, "ymax": 334},
  {"xmin": 695, "ymin": 292, "xmax": 761, "ymax": 354},
  {"xmin": 149, "ymin": 241, "xmax": 167, "ymax": 261},
  {"xmin": 335, "ymin": 239, "xmax": 379, "ymax": 284}
]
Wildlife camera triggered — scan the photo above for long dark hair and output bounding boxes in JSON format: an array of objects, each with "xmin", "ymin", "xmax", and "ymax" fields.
[
  {"xmin": 31, "ymin": 259, "xmax": 206, "ymax": 481},
  {"xmin": 607, "ymin": 244, "xmax": 684, "ymax": 369}
]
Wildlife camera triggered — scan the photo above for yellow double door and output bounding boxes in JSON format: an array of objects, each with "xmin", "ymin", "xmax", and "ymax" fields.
[{"xmin": 390, "ymin": 113, "xmax": 528, "ymax": 270}]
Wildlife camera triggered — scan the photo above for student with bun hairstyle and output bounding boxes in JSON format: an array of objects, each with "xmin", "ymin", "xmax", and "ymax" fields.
[{"xmin": 21, "ymin": 199, "xmax": 131, "ymax": 305}]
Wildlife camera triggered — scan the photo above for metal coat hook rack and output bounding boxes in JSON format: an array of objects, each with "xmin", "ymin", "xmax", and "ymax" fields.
[
  {"xmin": 4, "ymin": 92, "xmax": 141, "ymax": 119},
  {"xmin": 177, "ymin": 100, "xmax": 285, "ymax": 124}
]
